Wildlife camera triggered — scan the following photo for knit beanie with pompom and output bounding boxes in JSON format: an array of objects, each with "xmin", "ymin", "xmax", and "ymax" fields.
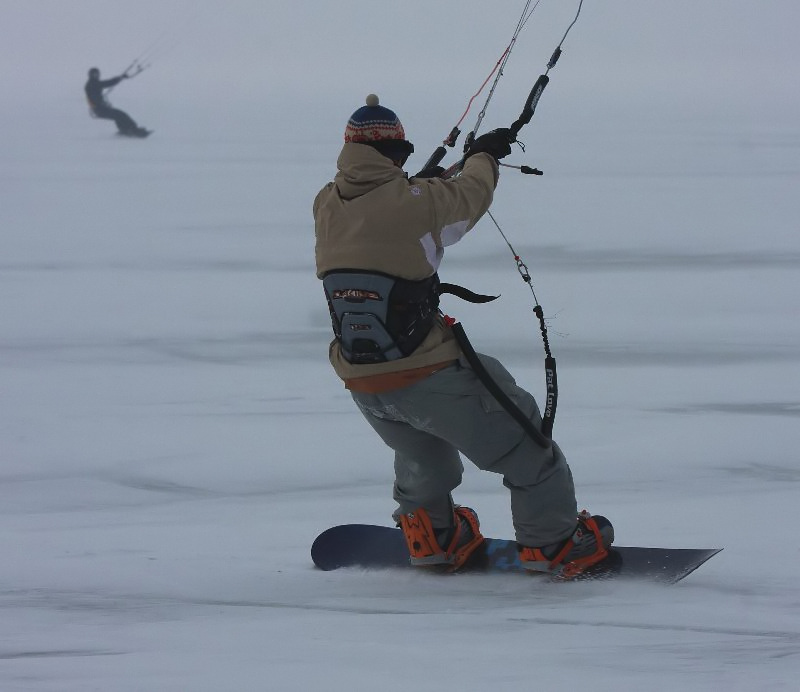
[{"xmin": 344, "ymin": 94, "xmax": 406, "ymax": 143}]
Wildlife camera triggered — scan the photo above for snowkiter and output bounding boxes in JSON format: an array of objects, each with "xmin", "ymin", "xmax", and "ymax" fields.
[
  {"xmin": 313, "ymin": 94, "xmax": 613, "ymax": 579},
  {"xmin": 84, "ymin": 67, "xmax": 148, "ymax": 137}
]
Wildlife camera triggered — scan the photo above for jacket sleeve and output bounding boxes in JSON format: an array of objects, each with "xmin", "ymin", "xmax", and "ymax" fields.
[
  {"xmin": 99, "ymin": 76, "xmax": 124, "ymax": 89},
  {"xmin": 421, "ymin": 153, "xmax": 498, "ymax": 249}
]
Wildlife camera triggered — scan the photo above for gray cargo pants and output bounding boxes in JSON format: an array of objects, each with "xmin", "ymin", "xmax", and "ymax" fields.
[{"xmin": 350, "ymin": 354, "xmax": 578, "ymax": 547}]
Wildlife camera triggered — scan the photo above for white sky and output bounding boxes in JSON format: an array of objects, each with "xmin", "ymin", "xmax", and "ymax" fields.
[{"xmin": 2, "ymin": 0, "xmax": 799, "ymax": 133}]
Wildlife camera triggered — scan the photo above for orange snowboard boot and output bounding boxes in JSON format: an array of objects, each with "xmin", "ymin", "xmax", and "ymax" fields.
[
  {"xmin": 518, "ymin": 511, "xmax": 614, "ymax": 580},
  {"xmin": 399, "ymin": 506, "xmax": 484, "ymax": 571}
]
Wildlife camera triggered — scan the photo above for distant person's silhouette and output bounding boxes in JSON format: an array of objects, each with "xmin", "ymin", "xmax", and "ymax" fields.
[{"xmin": 84, "ymin": 67, "xmax": 149, "ymax": 138}]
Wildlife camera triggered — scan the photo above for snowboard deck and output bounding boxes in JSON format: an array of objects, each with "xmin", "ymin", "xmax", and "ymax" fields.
[
  {"xmin": 312, "ymin": 524, "xmax": 721, "ymax": 584},
  {"xmin": 116, "ymin": 128, "xmax": 152, "ymax": 138}
]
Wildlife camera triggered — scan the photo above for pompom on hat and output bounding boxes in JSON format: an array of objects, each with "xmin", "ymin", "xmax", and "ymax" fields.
[{"xmin": 344, "ymin": 94, "xmax": 406, "ymax": 143}]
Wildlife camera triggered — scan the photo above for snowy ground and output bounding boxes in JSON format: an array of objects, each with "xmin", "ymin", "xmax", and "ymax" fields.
[{"xmin": 2, "ymin": 2, "xmax": 800, "ymax": 690}]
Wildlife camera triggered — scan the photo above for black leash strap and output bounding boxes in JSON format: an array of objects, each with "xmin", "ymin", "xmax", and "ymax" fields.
[
  {"xmin": 533, "ymin": 305, "xmax": 557, "ymax": 439},
  {"xmin": 451, "ymin": 322, "xmax": 552, "ymax": 450},
  {"xmin": 438, "ymin": 282, "xmax": 498, "ymax": 304}
]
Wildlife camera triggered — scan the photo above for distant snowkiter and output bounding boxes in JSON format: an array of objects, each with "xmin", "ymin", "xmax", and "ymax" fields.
[{"xmin": 84, "ymin": 67, "xmax": 149, "ymax": 138}]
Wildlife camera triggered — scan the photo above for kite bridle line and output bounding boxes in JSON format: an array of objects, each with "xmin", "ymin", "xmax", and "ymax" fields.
[
  {"xmin": 419, "ymin": 0, "xmax": 541, "ymax": 174},
  {"xmin": 425, "ymin": 0, "xmax": 585, "ymax": 440}
]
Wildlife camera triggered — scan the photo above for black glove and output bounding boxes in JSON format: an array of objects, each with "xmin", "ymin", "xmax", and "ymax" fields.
[
  {"xmin": 464, "ymin": 128, "xmax": 514, "ymax": 162},
  {"xmin": 414, "ymin": 165, "xmax": 445, "ymax": 179}
]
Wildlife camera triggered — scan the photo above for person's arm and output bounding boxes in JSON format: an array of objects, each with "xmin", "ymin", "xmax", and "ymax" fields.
[
  {"xmin": 424, "ymin": 153, "xmax": 498, "ymax": 248},
  {"xmin": 98, "ymin": 75, "xmax": 125, "ymax": 89}
]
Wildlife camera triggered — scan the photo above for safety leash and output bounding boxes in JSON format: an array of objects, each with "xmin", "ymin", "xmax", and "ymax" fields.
[{"xmin": 451, "ymin": 322, "xmax": 553, "ymax": 450}]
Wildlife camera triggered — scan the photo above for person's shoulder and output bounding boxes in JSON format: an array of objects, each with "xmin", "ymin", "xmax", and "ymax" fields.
[{"xmin": 313, "ymin": 181, "xmax": 336, "ymax": 213}]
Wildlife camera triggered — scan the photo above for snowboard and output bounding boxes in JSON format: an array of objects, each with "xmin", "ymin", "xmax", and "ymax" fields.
[
  {"xmin": 311, "ymin": 524, "xmax": 721, "ymax": 584},
  {"xmin": 117, "ymin": 128, "xmax": 152, "ymax": 138}
]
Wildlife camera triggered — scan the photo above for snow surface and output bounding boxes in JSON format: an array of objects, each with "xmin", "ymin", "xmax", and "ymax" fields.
[{"xmin": 2, "ymin": 1, "xmax": 800, "ymax": 690}]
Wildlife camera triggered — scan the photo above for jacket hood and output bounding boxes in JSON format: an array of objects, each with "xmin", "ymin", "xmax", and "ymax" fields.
[{"xmin": 334, "ymin": 143, "xmax": 407, "ymax": 200}]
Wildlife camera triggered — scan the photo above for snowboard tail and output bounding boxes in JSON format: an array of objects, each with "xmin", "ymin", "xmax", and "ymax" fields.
[{"xmin": 311, "ymin": 524, "xmax": 721, "ymax": 584}]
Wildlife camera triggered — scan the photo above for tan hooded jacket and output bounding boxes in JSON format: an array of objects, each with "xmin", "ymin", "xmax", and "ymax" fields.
[{"xmin": 314, "ymin": 142, "xmax": 498, "ymax": 386}]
